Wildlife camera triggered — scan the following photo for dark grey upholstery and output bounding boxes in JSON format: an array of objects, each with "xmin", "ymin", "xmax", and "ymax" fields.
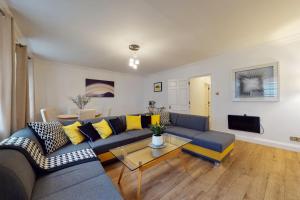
[
  {"xmin": 32, "ymin": 161, "xmax": 110, "ymax": 199},
  {"xmin": 0, "ymin": 149, "xmax": 36, "ymax": 200},
  {"xmin": 47, "ymin": 142, "xmax": 91, "ymax": 157},
  {"xmin": 192, "ymin": 131, "xmax": 235, "ymax": 152},
  {"xmin": 173, "ymin": 113, "xmax": 209, "ymax": 131},
  {"xmin": 89, "ymin": 129, "xmax": 152, "ymax": 154},
  {"xmin": 166, "ymin": 126, "xmax": 203, "ymax": 139}
]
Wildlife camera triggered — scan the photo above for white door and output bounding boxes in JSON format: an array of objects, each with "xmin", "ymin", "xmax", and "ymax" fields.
[{"xmin": 167, "ymin": 79, "xmax": 189, "ymax": 113}]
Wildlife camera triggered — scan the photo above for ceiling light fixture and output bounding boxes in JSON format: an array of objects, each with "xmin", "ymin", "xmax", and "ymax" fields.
[{"xmin": 128, "ymin": 44, "xmax": 140, "ymax": 70}]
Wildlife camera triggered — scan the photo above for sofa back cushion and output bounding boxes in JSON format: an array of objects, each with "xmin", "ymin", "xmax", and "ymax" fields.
[
  {"xmin": 169, "ymin": 113, "xmax": 179, "ymax": 125},
  {"xmin": 171, "ymin": 113, "xmax": 209, "ymax": 131},
  {"xmin": 108, "ymin": 118, "xmax": 126, "ymax": 135},
  {"xmin": 28, "ymin": 121, "xmax": 69, "ymax": 154},
  {"xmin": 0, "ymin": 149, "xmax": 36, "ymax": 200}
]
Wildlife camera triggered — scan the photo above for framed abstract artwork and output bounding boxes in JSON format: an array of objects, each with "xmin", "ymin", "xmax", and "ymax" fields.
[
  {"xmin": 232, "ymin": 62, "xmax": 279, "ymax": 101},
  {"xmin": 154, "ymin": 82, "xmax": 162, "ymax": 92},
  {"xmin": 85, "ymin": 79, "xmax": 114, "ymax": 97}
]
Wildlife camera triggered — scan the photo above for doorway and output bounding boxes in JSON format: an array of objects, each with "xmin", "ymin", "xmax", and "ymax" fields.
[{"xmin": 189, "ymin": 75, "xmax": 211, "ymax": 126}]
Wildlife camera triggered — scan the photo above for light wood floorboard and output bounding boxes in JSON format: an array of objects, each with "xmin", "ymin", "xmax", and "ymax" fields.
[{"xmin": 104, "ymin": 140, "xmax": 300, "ymax": 200}]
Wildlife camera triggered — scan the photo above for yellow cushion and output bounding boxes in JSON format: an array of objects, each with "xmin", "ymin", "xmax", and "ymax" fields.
[
  {"xmin": 151, "ymin": 115, "xmax": 160, "ymax": 125},
  {"xmin": 93, "ymin": 119, "xmax": 113, "ymax": 139},
  {"xmin": 126, "ymin": 115, "xmax": 142, "ymax": 131},
  {"xmin": 62, "ymin": 121, "xmax": 85, "ymax": 145}
]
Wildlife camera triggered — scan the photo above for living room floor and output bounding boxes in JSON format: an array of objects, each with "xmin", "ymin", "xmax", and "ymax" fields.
[{"xmin": 104, "ymin": 140, "xmax": 300, "ymax": 200}]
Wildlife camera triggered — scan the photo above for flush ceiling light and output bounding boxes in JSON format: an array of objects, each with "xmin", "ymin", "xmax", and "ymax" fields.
[{"xmin": 129, "ymin": 44, "xmax": 140, "ymax": 70}]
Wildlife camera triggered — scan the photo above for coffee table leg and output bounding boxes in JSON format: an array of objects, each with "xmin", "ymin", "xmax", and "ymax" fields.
[
  {"xmin": 137, "ymin": 169, "xmax": 142, "ymax": 200},
  {"xmin": 118, "ymin": 165, "xmax": 125, "ymax": 184}
]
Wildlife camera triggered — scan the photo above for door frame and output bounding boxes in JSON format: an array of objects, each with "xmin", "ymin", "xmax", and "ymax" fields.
[{"xmin": 188, "ymin": 74, "xmax": 212, "ymax": 128}]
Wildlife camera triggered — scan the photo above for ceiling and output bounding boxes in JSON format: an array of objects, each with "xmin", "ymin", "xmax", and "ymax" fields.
[{"xmin": 5, "ymin": 0, "xmax": 300, "ymax": 74}]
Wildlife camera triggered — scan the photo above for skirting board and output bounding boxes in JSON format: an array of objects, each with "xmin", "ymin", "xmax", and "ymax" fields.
[{"xmin": 235, "ymin": 134, "xmax": 300, "ymax": 152}]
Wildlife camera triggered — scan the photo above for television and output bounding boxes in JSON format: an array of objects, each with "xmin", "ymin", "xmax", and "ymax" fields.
[{"xmin": 228, "ymin": 115, "xmax": 260, "ymax": 133}]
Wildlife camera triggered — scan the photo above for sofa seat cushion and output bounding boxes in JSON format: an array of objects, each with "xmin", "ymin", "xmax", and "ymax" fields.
[
  {"xmin": 32, "ymin": 161, "xmax": 111, "ymax": 200},
  {"xmin": 47, "ymin": 142, "xmax": 91, "ymax": 157},
  {"xmin": 166, "ymin": 126, "xmax": 203, "ymax": 140},
  {"xmin": 33, "ymin": 173, "xmax": 122, "ymax": 200},
  {"xmin": 89, "ymin": 129, "xmax": 152, "ymax": 154},
  {"xmin": 192, "ymin": 131, "xmax": 235, "ymax": 152}
]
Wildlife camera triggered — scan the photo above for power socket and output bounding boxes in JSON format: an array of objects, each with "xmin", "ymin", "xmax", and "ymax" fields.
[{"xmin": 290, "ymin": 136, "xmax": 300, "ymax": 142}]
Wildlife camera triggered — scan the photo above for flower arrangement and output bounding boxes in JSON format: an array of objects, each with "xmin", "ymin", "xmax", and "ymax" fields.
[{"xmin": 70, "ymin": 94, "xmax": 91, "ymax": 110}]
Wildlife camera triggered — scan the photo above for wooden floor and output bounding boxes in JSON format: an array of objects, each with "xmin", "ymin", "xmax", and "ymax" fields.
[{"xmin": 104, "ymin": 140, "xmax": 300, "ymax": 200}]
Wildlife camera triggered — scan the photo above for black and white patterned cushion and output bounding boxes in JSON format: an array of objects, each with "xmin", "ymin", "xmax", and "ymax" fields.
[
  {"xmin": 28, "ymin": 121, "xmax": 69, "ymax": 154},
  {"xmin": 153, "ymin": 111, "xmax": 170, "ymax": 125},
  {"xmin": 0, "ymin": 137, "xmax": 96, "ymax": 173}
]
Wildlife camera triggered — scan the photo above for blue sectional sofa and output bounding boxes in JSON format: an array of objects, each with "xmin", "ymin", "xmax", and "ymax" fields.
[{"xmin": 0, "ymin": 113, "xmax": 235, "ymax": 200}]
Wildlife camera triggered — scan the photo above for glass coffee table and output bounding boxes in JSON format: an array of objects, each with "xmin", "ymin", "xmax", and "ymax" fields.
[{"xmin": 110, "ymin": 133, "xmax": 191, "ymax": 199}]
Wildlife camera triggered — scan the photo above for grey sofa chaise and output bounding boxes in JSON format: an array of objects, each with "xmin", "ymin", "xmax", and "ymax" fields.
[{"xmin": 166, "ymin": 113, "xmax": 235, "ymax": 163}]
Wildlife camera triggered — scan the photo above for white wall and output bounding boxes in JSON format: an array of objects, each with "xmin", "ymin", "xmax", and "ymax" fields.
[
  {"xmin": 144, "ymin": 36, "xmax": 300, "ymax": 152},
  {"xmin": 34, "ymin": 58, "xmax": 145, "ymax": 120}
]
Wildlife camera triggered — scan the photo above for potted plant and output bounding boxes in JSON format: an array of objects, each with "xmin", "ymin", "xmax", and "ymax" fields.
[{"xmin": 150, "ymin": 124, "xmax": 166, "ymax": 146}]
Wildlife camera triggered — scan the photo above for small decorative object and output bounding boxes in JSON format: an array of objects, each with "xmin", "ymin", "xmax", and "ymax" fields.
[
  {"xmin": 154, "ymin": 82, "xmax": 162, "ymax": 92},
  {"xmin": 86, "ymin": 78, "xmax": 114, "ymax": 97},
  {"xmin": 150, "ymin": 124, "xmax": 166, "ymax": 146},
  {"xmin": 149, "ymin": 100, "xmax": 156, "ymax": 108},
  {"xmin": 148, "ymin": 100, "xmax": 156, "ymax": 113},
  {"xmin": 232, "ymin": 62, "xmax": 279, "ymax": 101},
  {"xmin": 70, "ymin": 94, "xmax": 91, "ymax": 110}
]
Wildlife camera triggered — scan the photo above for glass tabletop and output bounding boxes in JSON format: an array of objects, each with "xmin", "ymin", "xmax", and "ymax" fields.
[{"xmin": 109, "ymin": 133, "xmax": 191, "ymax": 171}]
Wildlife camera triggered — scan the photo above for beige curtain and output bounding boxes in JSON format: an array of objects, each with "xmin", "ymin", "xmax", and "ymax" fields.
[
  {"xmin": 11, "ymin": 44, "xmax": 29, "ymax": 132},
  {"xmin": 0, "ymin": 10, "xmax": 35, "ymax": 140},
  {"xmin": 27, "ymin": 57, "xmax": 35, "ymax": 122},
  {"xmin": 0, "ymin": 13, "xmax": 13, "ymax": 140}
]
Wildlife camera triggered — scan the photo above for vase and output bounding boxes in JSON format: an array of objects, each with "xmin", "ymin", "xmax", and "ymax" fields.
[{"xmin": 152, "ymin": 135, "xmax": 164, "ymax": 146}]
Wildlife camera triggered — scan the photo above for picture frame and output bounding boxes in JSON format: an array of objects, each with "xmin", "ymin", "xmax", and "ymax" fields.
[
  {"xmin": 232, "ymin": 62, "xmax": 279, "ymax": 101},
  {"xmin": 154, "ymin": 82, "xmax": 162, "ymax": 92},
  {"xmin": 85, "ymin": 78, "xmax": 115, "ymax": 97}
]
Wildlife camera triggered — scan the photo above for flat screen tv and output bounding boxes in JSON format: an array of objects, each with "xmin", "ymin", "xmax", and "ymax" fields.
[{"xmin": 228, "ymin": 115, "xmax": 260, "ymax": 133}]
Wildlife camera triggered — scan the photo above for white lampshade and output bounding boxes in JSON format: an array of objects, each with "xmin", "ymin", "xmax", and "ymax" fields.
[
  {"xmin": 129, "ymin": 58, "xmax": 134, "ymax": 66},
  {"xmin": 132, "ymin": 64, "xmax": 138, "ymax": 69}
]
